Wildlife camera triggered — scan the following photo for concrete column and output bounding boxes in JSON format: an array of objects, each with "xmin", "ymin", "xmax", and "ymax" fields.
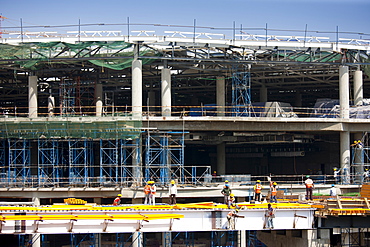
[
  {"xmin": 133, "ymin": 232, "xmax": 143, "ymax": 247},
  {"xmin": 28, "ymin": 75, "xmax": 38, "ymax": 118},
  {"xmin": 48, "ymin": 96, "xmax": 55, "ymax": 117},
  {"xmin": 340, "ymin": 131, "xmax": 350, "ymax": 184},
  {"xmin": 217, "ymin": 142, "xmax": 226, "ymax": 175},
  {"xmin": 32, "ymin": 197, "xmax": 41, "ymax": 247},
  {"xmin": 132, "ymin": 59, "xmax": 143, "ymax": 119},
  {"xmin": 161, "ymin": 68, "xmax": 171, "ymax": 117},
  {"xmin": 260, "ymin": 84, "xmax": 268, "ymax": 102},
  {"xmin": 216, "ymin": 76, "xmax": 225, "ymax": 116},
  {"xmin": 339, "ymin": 66, "xmax": 349, "ymax": 119},
  {"xmin": 238, "ymin": 230, "xmax": 246, "ymax": 247},
  {"xmin": 95, "ymin": 83, "xmax": 103, "ymax": 117},
  {"xmin": 353, "ymin": 68, "xmax": 363, "ymax": 106}
]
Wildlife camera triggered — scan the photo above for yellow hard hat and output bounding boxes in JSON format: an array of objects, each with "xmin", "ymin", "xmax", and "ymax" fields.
[
  {"xmin": 257, "ymin": 180, "xmax": 261, "ymax": 183},
  {"xmin": 117, "ymin": 194, "xmax": 122, "ymax": 197},
  {"xmin": 148, "ymin": 181, "xmax": 154, "ymax": 184},
  {"xmin": 334, "ymin": 168, "xmax": 337, "ymax": 170},
  {"xmin": 171, "ymin": 180, "xmax": 175, "ymax": 184},
  {"xmin": 354, "ymin": 140, "xmax": 358, "ymax": 143},
  {"xmin": 273, "ymin": 182, "xmax": 277, "ymax": 185},
  {"xmin": 225, "ymin": 180, "xmax": 229, "ymax": 183},
  {"xmin": 230, "ymin": 193, "xmax": 234, "ymax": 197}
]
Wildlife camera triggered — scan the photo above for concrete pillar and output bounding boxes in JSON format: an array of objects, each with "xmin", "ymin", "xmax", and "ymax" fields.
[
  {"xmin": 28, "ymin": 75, "xmax": 38, "ymax": 118},
  {"xmin": 132, "ymin": 59, "xmax": 143, "ymax": 119},
  {"xmin": 353, "ymin": 68, "xmax": 363, "ymax": 106},
  {"xmin": 216, "ymin": 76, "xmax": 225, "ymax": 116},
  {"xmin": 132, "ymin": 232, "xmax": 143, "ymax": 247},
  {"xmin": 340, "ymin": 131, "xmax": 350, "ymax": 184},
  {"xmin": 161, "ymin": 68, "xmax": 171, "ymax": 117},
  {"xmin": 339, "ymin": 66, "xmax": 349, "ymax": 119},
  {"xmin": 260, "ymin": 84, "xmax": 268, "ymax": 102},
  {"xmin": 48, "ymin": 96, "xmax": 55, "ymax": 117},
  {"xmin": 95, "ymin": 83, "xmax": 103, "ymax": 117},
  {"xmin": 217, "ymin": 142, "xmax": 226, "ymax": 175},
  {"xmin": 32, "ymin": 197, "xmax": 41, "ymax": 247}
]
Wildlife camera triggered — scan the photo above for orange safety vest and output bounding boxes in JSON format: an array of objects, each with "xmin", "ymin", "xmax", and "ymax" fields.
[
  {"xmin": 306, "ymin": 183, "xmax": 313, "ymax": 188},
  {"xmin": 144, "ymin": 185, "xmax": 151, "ymax": 194},
  {"xmin": 254, "ymin": 184, "xmax": 262, "ymax": 193},
  {"xmin": 271, "ymin": 186, "xmax": 277, "ymax": 196},
  {"xmin": 113, "ymin": 197, "xmax": 120, "ymax": 206}
]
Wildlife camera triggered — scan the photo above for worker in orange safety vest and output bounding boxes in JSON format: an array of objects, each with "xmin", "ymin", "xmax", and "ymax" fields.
[
  {"xmin": 254, "ymin": 180, "xmax": 263, "ymax": 202},
  {"xmin": 113, "ymin": 194, "xmax": 122, "ymax": 206},
  {"xmin": 304, "ymin": 175, "xmax": 314, "ymax": 200},
  {"xmin": 144, "ymin": 181, "xmax": 152, "ymax": 204},
  {"xmin": 270, "ymin": 182, "xmax": 278, "ymax": 203}
]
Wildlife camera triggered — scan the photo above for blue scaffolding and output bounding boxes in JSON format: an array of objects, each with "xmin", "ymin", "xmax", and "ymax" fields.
[
  {"xmin": 145, "ymin": 132, "xmax": 184, "ymax": 185},
  {"xmin": 38, "ymin": 139, "xmax": 61, "ymax": 187},
  {"xmin": 0, "ymin": 139, "xmax": 6, "ymax": 184},
  {"xmin": 100, "ymin": 139, "xmax": 119, "ymax": 186},
  {"xmin": 68, "ymin": 139, "xmax": 93, "ymax": 186},
  {"xmin": 120, "ymin": 138, "xmax": 141, "ymax": 186},
  {"xmin": 8, "ymin": 139, "xmax": 30, "ymax": 187},
  {"xmin": 232, "ymin": 72, "xmax": 252, "ymax": 117}
]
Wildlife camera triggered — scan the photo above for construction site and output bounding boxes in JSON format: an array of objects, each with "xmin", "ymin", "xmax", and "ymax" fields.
[{"xmin": 0, "ymin": 19, "xmax": 370, "ymax": 246}]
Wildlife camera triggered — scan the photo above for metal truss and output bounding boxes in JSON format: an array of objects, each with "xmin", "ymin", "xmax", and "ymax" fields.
[
  {"xmin": 8, "ymin": 139, "xmax": 30, "ymax": 187},
  {"xmin": 232, "ymin": 71, "xmax": 252, "ymax": 117},
  {"xmin": 100, "ymin": 139, "xmax": 119, "ymax": 186},
  {"xmin": 145, "ymin": 132, "xmax": 184, "ymax": 185},
  {"xmin": 68, "ymin": 139, "xmax": 93, "ymax": 186},
  {"xmin": 38, "ymin": 139, "xmax": 61, "ymax": 187}
]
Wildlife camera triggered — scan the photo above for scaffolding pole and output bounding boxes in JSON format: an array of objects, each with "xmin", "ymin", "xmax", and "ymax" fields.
[
  {"xmin": 100, "ymin": 139, "xmax": 119, "ymax": 186},
  {"xmin": 8, "ymin": 139, "xmax": 30, "ymax": 187},
  {"xmin": 68, "ymin": 139, "xmax": 93, "ymax": 186},
  {"xmin": 38, "ymin": 138, "xmax": 61, "ymax": 187},
  {"xmin": 232, "ymin": 71, "xmax": 251, "ymax": 117}
]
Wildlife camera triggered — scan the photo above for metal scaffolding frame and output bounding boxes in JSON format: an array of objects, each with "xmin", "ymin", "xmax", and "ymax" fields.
[
  {"xmin": 8, "ymin": 139, "xmax": 30, "ymax": 186},
  {"xmin": 38, "ymin": 139, "xmax": 61, "ymax": 187},
  {"xmin": 68, "ymin": 139, "xmax": 93, "ymax": 186},
  {"xmin": 0, "ymin": 139, "xmax": 6, "ymax": 183},
  {"xmin": 120, "ymin": 138, "xmax": 141, "ymax": 186},
  {"xmin": 232, "ymin": 71, "xmax": 252, "ymax": 117},
  {"xmin": 145, "ymin": 132, "xmax": 184, "ymax": 185},
  {"xmin": 100, "ymin": 139, "xmax": 119, "ymax": 186}
]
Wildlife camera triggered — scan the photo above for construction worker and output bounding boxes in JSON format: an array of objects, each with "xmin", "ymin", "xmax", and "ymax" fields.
[
  {"xmin": 227, "ymin": 208, "xmax": 244, "ymax": 230},
  {"xmin": 329, "ymin": 184, "xmax": 337, "ymax": 197},
  {"xmin": 228, "ymin": 193, "xmax": 236, "ymax": 208},
  {"xmin": 113, "ymin": 194, "xmax": 122, "ymax": 206},
  {"xmin": 144, "ymin": 181, "xmax": 152, "ymax": 204},
  {"xmin": 304, "ymin": 175, "xmax": 314, "ymax": 200},
  {"xmin": 149, "ymin": 181, "xmax": 157, "ymax": 205},
  {"xmin": 333, "ymin": 168, "xmax": 340, "ymax": 184},
  {"xmin": 264, "ymin": 203, "xmax": 275, "ymax": 229},
  {"xmin": 254, "ymin": 180, "xmax": 263, "ymax": 202},
  {"xmin": 363, "ymin": 169, "xmax": 370, "ymax": 183},
  {"xmin": 168, "ymin": 180, "xmax": 177, "ymax": 205},
  {"xmin": 270, "ymin": 182, "xmax": 278, "ymax": 203},
  {"xmin": 221, "ymin": 182, "xmax": 232, "ymax": 205}
]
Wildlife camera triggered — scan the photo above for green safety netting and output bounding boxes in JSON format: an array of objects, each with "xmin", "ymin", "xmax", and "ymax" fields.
[
  {"xmin": 0, "ymin": 41, "xmax": 159, "ymax": 70},
  {"xmin": 280, "ymin": 51, "xmax": 341, "ymax": 63},
  {"xmin": 0, "ymin": 119, "xmax": 142, "ymax": 139}
]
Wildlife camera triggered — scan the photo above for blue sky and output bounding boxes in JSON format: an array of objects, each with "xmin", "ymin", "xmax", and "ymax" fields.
[{"xmin": 1, "ymin": 0, "xmax": 369, "ymax": 39}]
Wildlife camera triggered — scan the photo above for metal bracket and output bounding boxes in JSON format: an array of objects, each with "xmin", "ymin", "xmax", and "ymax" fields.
[
  {"xmin": 68, "ymin": 219, "xmax": 77, "ymax": 232},
  {"xmin": 102, "ymin": 219, "xmax": 113, "ymax": 232},
  {"xmin": 33, "ymin": 220, "xmax": 43, "ymax": 233},
  {"xmin": 293, "ymin": 213, "xmax": 307, "ymax": 228}
]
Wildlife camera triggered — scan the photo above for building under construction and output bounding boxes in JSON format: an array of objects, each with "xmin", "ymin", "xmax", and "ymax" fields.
[{"xmin": 0, "ymin": 22, "xmax": 370, "ymax": 246}]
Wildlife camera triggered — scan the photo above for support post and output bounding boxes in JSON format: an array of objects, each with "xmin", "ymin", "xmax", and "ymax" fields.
[
  {"xmin": 132, "ymin": 45, "xmax": 142, "ymax": 119},
  {"xmin": 217, "ymin": 142, "xmax": 226, "ymax": 176},
  {"xmin": 161, "ymin": 68, "xmax": 171, "ymax": 117},
  {"xmin": 132, "ymin": 232, "xmax": 143, "ymax": 247},
  {"xmin": 216, "ymin": 76, "xmax": 225, "ymax": 116},
  {"xmin": 28, "ymin": 75, "xmax": 38, "ymax": 118},
  {"xmin": 353, "ymin": 133, "xmax": 364, "ymax": 184},
  {"xmin": 340, "ymin": 131, "xmax": 350, "ymax": 184},
  {"xmin": 354, "ymin": 68, "xmax": 363, "ymax": 106},
  {"xmin": 95, "ymin": 83, "xmax": 103, "ymax": 117},
  {"xmin": 339, "ymin": 65, "xmax": 349, "ymax": 119}
]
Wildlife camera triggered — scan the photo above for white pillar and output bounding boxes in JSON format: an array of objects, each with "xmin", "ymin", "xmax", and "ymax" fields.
[
  {"xmin": 132, "ymin": 60, "xmax": 143, "ymax": 119},
  {"xmin": 132, "ymin": 232, "xmax": 143, "ymax": 247},
  {"xmin": 216, "ymin": 76, "xmax": 225, "ymax": 116},
  {"xmin": 217, "ymin": 142, "xmax": 226, "ymax": 175},
  {"xmin": 339, "ymin": 66, "xmax": 349, "ymax": 119},
  {"xmin": 340, "ymin": 131, "xmax": 350, "ymax": 184},
  {"xmin": 161, "ymin": 68, "xmax": 171, "ymax": 117},
  {"xmin": 353, "ymin": 132, "xmax": 364, "ymax": 183},
  {"xmin": 260, "ymin": 84, "xmax": 268, "ymax": 102},
  {"xmin": 32, "ymin": 197, "xmax": 41, "ymax": 247},
  {"xmin": 28, "ymin": 75, "xmax": 38, "ymax": 118},
  {"xmin": 95, "ymin": 83, "xmax": 103, "ymax": 117},
  {"xmin": 48, "ymin": 96, "xmax": 54, "ymax": 117},
  {"xmin": 354, "ymin": 68, "xmax": 363, "ymax": 106},
  {"xmin": 238, "ymin": 230, "xmax": 246, "ymax": 247}
]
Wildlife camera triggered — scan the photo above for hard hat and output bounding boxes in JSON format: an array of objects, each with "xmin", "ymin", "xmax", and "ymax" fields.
[
  {"xmin": 331, "ymin": 184, "xmax": 335, "ymax": 187},
  {"xmin": 257, "ymin": 180, "xmax": 261, "ymax": 183},
  {"xmin": 334, "ymin": 168, "xmax": 337, "ymax": 170},
  {"xmin": 148, "ymin": 181, "xmax": 154, "ymax": 184},
  {"xmin": 230, "ymin": 193, "xmax": 234, "ymax": 197},
  {"xmin": 117, "ymin": 194, "xmax": 122, "ymax": 197},
  {"xmin": 306, "ymin": 175, "xmax": 310, "ymax": 178},
  {"xmin": 225, "ymin": 180, "xmax": 229, "ymax": 183},
  {"xmin": 235, "ymin": 208, "xmax": 239, "ymax": 212},
  {"xmin": 354, "ymin": 140, "xmax": 358, "ymax": 143},
  {"xmin": 171, "ymin": 180, "xmax": 175, "ymax": 184},
  {"xmin": 273, "ymin": 182, "xmax": 277, "ymax": 185}
]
